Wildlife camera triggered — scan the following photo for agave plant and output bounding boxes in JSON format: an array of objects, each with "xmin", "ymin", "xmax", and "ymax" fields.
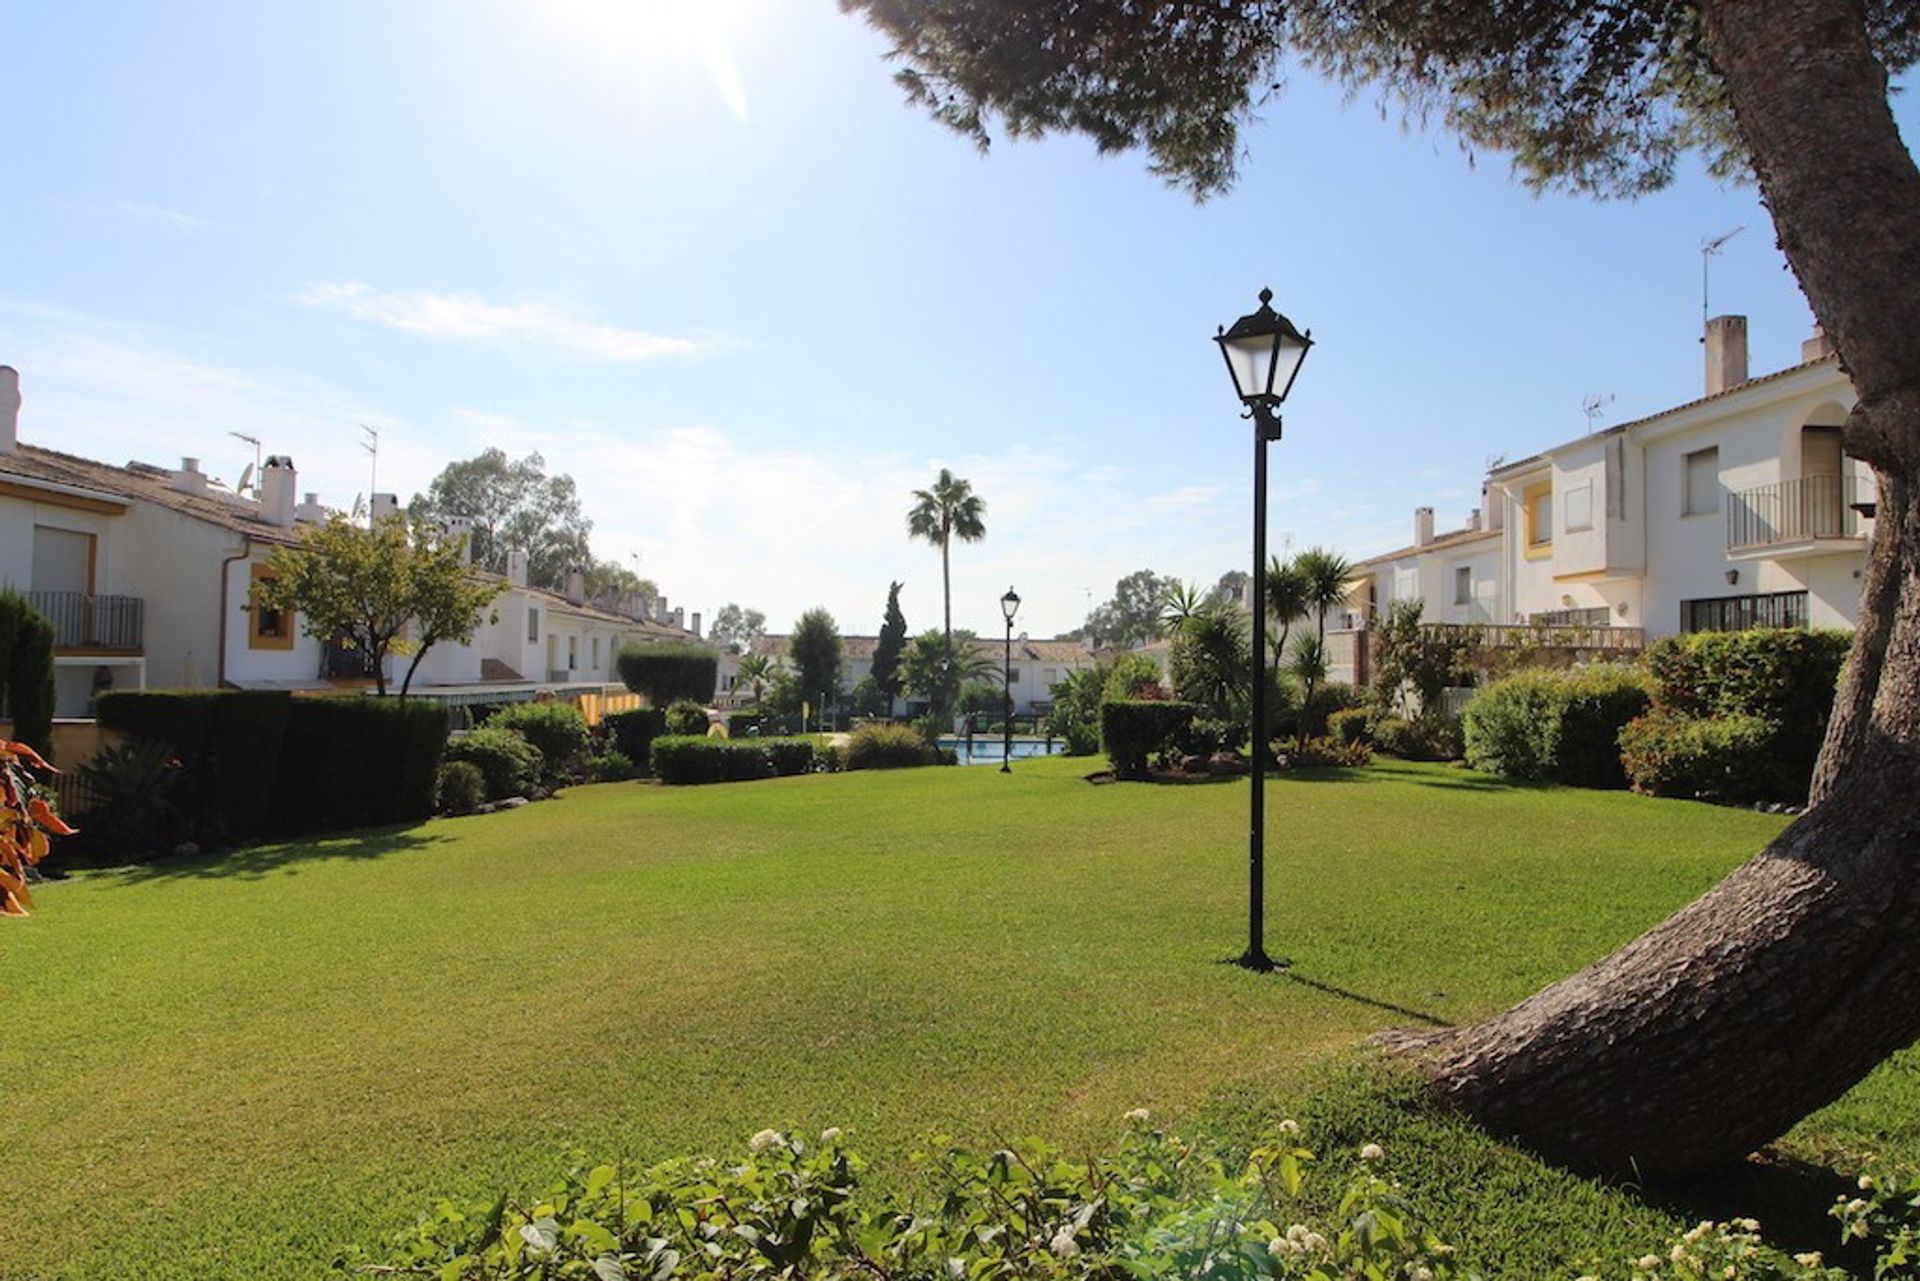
[{"xmin": 75, "ymin": 739, "xmax": 185, "ymax": 861}]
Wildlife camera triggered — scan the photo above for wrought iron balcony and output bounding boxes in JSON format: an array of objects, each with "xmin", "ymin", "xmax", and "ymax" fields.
[
  {"xmin": 1728, "ymin": 474, "xmax": 1873, "ymax": 551},
  {"xmin": 24, "ymin": 591, "xmax": 144, "ymax": 652}
]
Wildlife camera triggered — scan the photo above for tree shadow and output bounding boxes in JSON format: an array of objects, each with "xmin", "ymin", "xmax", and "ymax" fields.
[
  {"xmin": 109, "ymin": 824, "xmax": 448, "ymax": 883},
  {"xmin": 1644, "ymin": 1154, "xmax": 1870, "ymax": 1270}
]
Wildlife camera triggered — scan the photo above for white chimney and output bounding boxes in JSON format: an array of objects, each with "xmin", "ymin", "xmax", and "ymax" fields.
[
  {"xmin": 564, "ymin": 567, "xmax": 585, "ymax": 605},
  {"xmin": 294, "ymin": 491, "xmax": 328, "ymax": 523},
  {"xmin": 260, "ymin": 455, "xmax": 297, "ymax": 528},
  {"xmin": 443, "ymin": 515, "xmax": 474, "ymax": 564},
  {"xmin": 1705, "ymin": 314, "xmax": 1749, "ymax": 395},
  {"xmin": 172, "ymin": 456, "xmax": 209, "ymax": 495},
  {"xmin": 672, "ymin": 607, "xmax": 685, "ymax": 630},
  {"xmin": 370, "ymin": 492, "xmax": 400, "ymax": 523},
  {"xmin": 1482, "ymin": 480, "xmax": 1504, "ymax": 532},
  {"xmin": 690, "ymin": 611, "xmax": 702, "ymax": 639},
  {"xmin": 1414, "ymin": 506, "xmax": 1435, "ymax": 548},
  {"xmin": 1468, "ymin": 508, "xmax": 1482, "ymax": 532},
  {"xmin": 656, "ymin": 595, "xmax": 668, "ymax": 621},
  {"xmin": 507, "ymin": 549, "xmax": 530, "ymax": 587},
  {"xmin": 1802, "ymin": 323, "xmax": 1837, "ymax": 363},
  {"xmin": 0, "ymin": 365, "xmax": 19, "ymax": 454}
]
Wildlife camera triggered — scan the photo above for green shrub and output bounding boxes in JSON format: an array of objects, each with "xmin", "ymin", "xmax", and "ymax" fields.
[
  {"xmin": 1463, "ymin": 664, "xmax": 1652, "ymax": 787},
  {"xmin": 603, "ymin": 707, "xmax": 668, "ymax": 765},
  {"xmin": 727, "ymin": 711, "xmax": 764, "ymax": 737},
  {"xmin": 1619, "ymin": 709, "xmax": 1779, "ymax": 803},
  {"xmin": 1373, "ymin": 712, "xmax": 1463, "ymax": 762},
  {"xmin": 616, "ymin": 642, "xmax": 719, "ymax": 705},
  {"xmin": 1642, "ymin": 628, "xmax": 1850, "ymax": 801},
  {"xmin": 267, "ymin": 697, "xmax": 451, "ymax": 834},
  {"xmin": 1327, "ymin": 707, "xmax": 1373, "ymax": 748},
  {"xmin": 486, "ymin": 701, "xmax": 589, "ymax": 784},
  {"xmin": 587, "ymin": 748, "xmax": 637, "ymax": 782},
  {"xmin": 1101, "ymin": 652, "xmax": 1166, "ymax": 702},
  {"xmin": 1283, "ymin": 736, "xmax": 1374, "ymax": 768},
  {"xmin": 842, "ymin": 722, "xmax": 940, "ymax": 769},
  {"xmin": 1100, "ymin": 699, "xmax": 1196, "ymax": 779},
  {"xmin": 70, "ymin": 739, "xmax": 187, "ymax": 861},
  {"xmin": 97, "ymin": 689, "xmax": 292, "ymax": 842},
  {"xmin": 651, "ymin": 736, "xmax": 770, "ymax": 784},
  {"xmin": 664, "ymin": 697, "xmax": 710, "ymax": 737},
  {"xmin": 0, "ymin": 587, "xmax": 55, "ymax": 759},
  {"xmin": 763, "ymin": 738, "xmax": 818, "ymax": 777},
  {"xmin": 443, "ymin": 726, "xmax": 543, "ymax": 801},
  {"xmin": 434, "ymin": 760, "xmax": 487, "ymax": 816}
]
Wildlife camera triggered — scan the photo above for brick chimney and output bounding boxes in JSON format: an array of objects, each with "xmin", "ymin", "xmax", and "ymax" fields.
[
  {"xmin": 0, "ymin": 366, "xmax": 19, "ymax": 454},
  {"xmin": 1802, "ymin": 323, "xmax": 1837, "ymax": 363},
  {"xmin": 1705, "ymin": 314, "xmax": 1749, "ymax": 395},
  {"xmin": 1414, "ymin": 506, "xmax": 1435, "ymax": 548},
  {"xmin": 260, "ymin": 455, "xmax": 297, "ymax": 527}
]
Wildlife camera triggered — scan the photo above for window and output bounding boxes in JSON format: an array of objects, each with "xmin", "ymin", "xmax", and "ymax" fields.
[
  {"xmin": 1684, "ymin": 447, "xmax": 1720, "ymax": 517},
  {"xmin": 568, "ymin": 636, "xmax": 578, "ymax": 670},
  {"xmin": 592, "ymin": 637, "xmax": 601, "ymax": 669},
  {"xmin": 248, "ymin": 562, "xmax": 295, "ymax": 650},
  {"xmin": 1042, "ymin": 668, "xmax": 1057, "ymax": 686},
  {"xmin": 1681, "ymin": 591, "xmax": 1808, "ymax": 633},
  {"xmin": 1523, "ymin": 483, "xmax": 1553, "ymax": 556},
  {"xmin": 1007, "ymin": 667, "xmax": 1021, "ymax": 685},
  {"xmin": 1453, "ymin": 566, "xmax": 1472, "ymax": 605},
  {"xmin": 527, "ymin": 606, "xmax": 540, "ymax": 642},
  {"xmin": 1563, "ymin": 481, "xmax": 1594, "ymax": 532}
]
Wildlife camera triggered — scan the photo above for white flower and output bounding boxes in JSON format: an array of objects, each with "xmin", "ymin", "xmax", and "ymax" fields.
[
  {"xmin": 1859, "ymin": 1173, "xmax": 1877, "ymax": 1191},
  {"xmin": 1278, "ymin": 1119, "xmax": 1301, "ymax": 1137},
  {"xmin": 1410, "ymin": 1267, "xmax": 1433, "ymax": 1281},
  {"xmin": 819, "ymin": 1127, "xmax": 843, "ymax": 1145},
  {"xmin": 1684, "ymin": 1221, "xmax": 1712, "ymax": 1243},
  {"xmin": 1124, "ymin": 1107, "xmax": 1151, "ymax": 1123},
  {"xmin": 748, "ymin": 1128, "xmax": 784, "ymax": 1154},
  {"xmin": 1359, "ymin": 1143, "xmax": 1385, "ymax": 1162},
  {"xmin": 1793, "ymin": 1252, "xmax": 1824, "ymax": 1268},
  {"xmin": 1049, "ymin": 1228, "xmax": 1080, "ymax": 1259},
  {"xmin": 946, "ymin": 1259, "xmax": 966, "ymax": 1280},
  {"xmin": 1844, "ymin": 1197, "xmax": 1869, "ymax": 1217},
  {"xmin": 1733, "ymin": 1217, "xmax": 1760, "ymax": 1233},
  {"xmin": 1638, "ymin": 1254, "xmax": 1663, "ymax": 1271}
]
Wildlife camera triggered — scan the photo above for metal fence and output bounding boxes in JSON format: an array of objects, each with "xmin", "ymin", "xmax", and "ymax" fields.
[
  {"xmin": 1728, "ymin": 474, "xmax": 1873, "ymax": 549},
  {"xmin": 1680, "ymin": 590, "xmax": 1809, "ymax": 633},
  {"xmin": 23, "ymin": 591, "xmax": 144, "ymax": 650}
]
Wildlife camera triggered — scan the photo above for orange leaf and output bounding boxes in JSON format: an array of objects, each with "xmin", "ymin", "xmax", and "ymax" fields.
[
  {"xmin": 27, "ymin": 827, "xmax": 49, "ymax": 865},
  {"xmin": 0, "ymin": 740, "xmax": 53, "ymax": 773},
  {"xmin": 27, "ymin": 798, "xmax": 77, "ymax": 837}
]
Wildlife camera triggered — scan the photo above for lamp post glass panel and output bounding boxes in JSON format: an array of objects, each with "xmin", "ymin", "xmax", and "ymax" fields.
[
  {"xmin": 1216, "ymin": 287, "xmax": 1312, "ymax": 973},
  {"xmin": 1000, "ymin": 587, "xmax": 1020, "ymax": 772}
]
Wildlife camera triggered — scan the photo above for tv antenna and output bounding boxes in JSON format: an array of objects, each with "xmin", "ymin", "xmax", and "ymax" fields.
[
  {"xmin": 229, "ymin": 430, "xmax": 262, "ymax": 491},
  {"xmin": 1701, "ymin": 226, "xmax": 1745, "ymax": 334},
  {"xmin": 359, "ymin": 423, "xmax": 380, "ymax": 522},
  {"xmin": 1582, "ymin": 393, "xmax": 1615, "ymax": 432}
]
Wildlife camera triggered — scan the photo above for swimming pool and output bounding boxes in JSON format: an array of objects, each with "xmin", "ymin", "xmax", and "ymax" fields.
[{"xmin": 938, "ymin": 736, "xmax": 1067, "ymax": 766}]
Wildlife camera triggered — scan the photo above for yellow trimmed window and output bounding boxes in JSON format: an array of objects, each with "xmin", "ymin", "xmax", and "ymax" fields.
[
  {"xmin": 249, "ymin": 563, "xmax": 296, "ymax": 650},
  {"xmin": 1523, "ymin": 483, "xmax": 1554, "ymax": 559}
]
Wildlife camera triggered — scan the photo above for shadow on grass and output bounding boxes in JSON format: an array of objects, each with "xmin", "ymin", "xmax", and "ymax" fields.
[
  {"xmin": 110, "ymin": 824, "xmax": 448, "ymax": 883},
  {"xmin": 1280, "ymin": 969, "xmax": 1453, "ymax": 1027},
  {"xmin": 1649, "ymin": 1156, "xmax": 1872, "ymax": 1272}
]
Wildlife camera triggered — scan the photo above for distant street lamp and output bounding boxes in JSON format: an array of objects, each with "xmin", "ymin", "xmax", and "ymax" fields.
[
  {"xmin": 1000, "ymin": 587, "xmax": 1021, "ymax": 773},
  {"xmin": 1216, "ymin": 287, "xmax": 1313, "ymax": 973}
]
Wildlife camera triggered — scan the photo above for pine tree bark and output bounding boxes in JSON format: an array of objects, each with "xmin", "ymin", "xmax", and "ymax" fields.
[{"xmin": 1383, "ymin": 0, "xmax": 1920, "ymax": 1175}]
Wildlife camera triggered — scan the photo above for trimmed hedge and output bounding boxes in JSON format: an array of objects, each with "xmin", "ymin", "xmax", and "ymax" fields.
[
  {"xmin": 1618, "ymin": 709, "xmax": 1778, "ymax": 803},
  {"xmin": 1641, "ymin": 628, "xmax": 1849, "ymax": 801},
  {"xmin": 842, "ymin": 722, "xmax": 942, "ymax": 770},
  {"xmin": 649, "ymin": 735, "xmax": 817, "ymax": 785},
  {"xmin": 267, "ymin": 697, "xmax": 450, "ymax": 834},
  {"xmin": 486, "ymin": 700, "xmax": 589, "ymax": 783},
  {"xmin": 1100, "ymin": 699, "xmax": 1196, "ymax": 779},
  {"xmin": 0, "ymin": 587, "xmax": 56, "ymax": 758},
  {"xmin": 1462, "ymin": 665, "xmax": 1652, "ymax": 788},
  {"xmin": 96, "ymin": 689, "xmax": 292, "ymax": 842},
  {"xmin": 617, "ymin": 643, "xmax": 719, "ymax": 705},
  {"xmin": 444, "ymin": 726, "xmax": 544, "ymax": 800},
  {"xmin": 603, "ymin": 708, "xmax": 669, "ymax": 766}
]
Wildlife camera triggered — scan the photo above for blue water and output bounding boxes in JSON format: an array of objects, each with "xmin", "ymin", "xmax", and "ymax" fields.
[{"xmin": 939, "ymin": 736, "xmax": 1066, "ymax": 766}]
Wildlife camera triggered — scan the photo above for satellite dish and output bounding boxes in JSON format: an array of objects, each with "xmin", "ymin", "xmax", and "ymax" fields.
[{"xmin": 236, "ymin": 463, "xmax": 256, "ymax": 496}]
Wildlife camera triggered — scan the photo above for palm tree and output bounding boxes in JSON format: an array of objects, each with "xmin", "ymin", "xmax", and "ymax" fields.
[
  {"xmin": 906, "ymin": 469, "xmax": 987, "ymax": 709},
  {"xmin": 735, "ymin": 653, "xmax": 773, "ymax": 712},
  {"xmin": 1159, "ymin": 578, "xmax": 1211, "ymax": 631},
  {"xmin": 1292, "ymin": 547, "xmax": 1354, "ymax": 648},
  {"xmin": 1265, "ymin": 555, "xmax": 1313, "ymax": 658}
]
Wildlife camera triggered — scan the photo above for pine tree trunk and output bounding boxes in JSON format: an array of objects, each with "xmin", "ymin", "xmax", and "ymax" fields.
[{"xmin": 1382, "ymin": 0, "xmax": 1920, "ymax": 1175}]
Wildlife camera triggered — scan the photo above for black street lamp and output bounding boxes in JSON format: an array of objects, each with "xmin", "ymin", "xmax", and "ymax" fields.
[
  {"xmin": 999, "ymin": 587, "xmax": 1021, "ymax": 773},
  {"xmin": 1216, "ymin": 287, "xmax": 1313, "ymax": 973}
]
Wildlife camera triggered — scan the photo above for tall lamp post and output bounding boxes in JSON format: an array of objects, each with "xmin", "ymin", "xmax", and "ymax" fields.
[
  {"xmin": 999, "ymin": 587, "xmax": 1020, "ymax": 773},
  {"xmin": 1216, "ymin": 287, "xmax": 1313, "ymax": 972}
]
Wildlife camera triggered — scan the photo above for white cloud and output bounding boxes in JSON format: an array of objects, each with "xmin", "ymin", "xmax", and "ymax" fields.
[
  {"xmin": 292, "ymin": 281, "xmax": 712, "ymax": 363},
  {"xmin": 114, "ymin": 201, "xmax": 206, "ymax": 233}
]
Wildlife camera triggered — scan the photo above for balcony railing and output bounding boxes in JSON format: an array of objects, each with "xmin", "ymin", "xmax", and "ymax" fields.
[
  {"xmin": 1728, "ymin": 474, "xmax": 1873, "ymax": 550},
  {"xmin": 1422, "ymin": 622, "xmax": 1646, "ymax": 652},
  {"xmin": 24, "ymin": 591, "xmax": 144, "ymax": 651}
]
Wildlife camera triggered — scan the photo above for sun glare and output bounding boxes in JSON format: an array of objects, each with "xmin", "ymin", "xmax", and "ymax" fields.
[{"xmin": 551, "ymin": 0, "xmax": 752, "ymax": 122}]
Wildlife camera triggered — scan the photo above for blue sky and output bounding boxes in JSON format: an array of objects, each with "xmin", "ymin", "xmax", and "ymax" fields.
[{"xmin": 5, "ymin": 1, "xmax": 1910, "ymax": 640}]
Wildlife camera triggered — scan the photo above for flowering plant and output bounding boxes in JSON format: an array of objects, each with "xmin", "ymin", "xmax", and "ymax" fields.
[{"xmin": 1, "ymin": 738, "xmax": 73, "ymax": 916}]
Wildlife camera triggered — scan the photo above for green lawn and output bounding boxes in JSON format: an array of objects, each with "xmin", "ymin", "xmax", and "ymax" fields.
[{"xmin": 3, "ymin": 757, "xmax": 1911, "ymax": 1277}]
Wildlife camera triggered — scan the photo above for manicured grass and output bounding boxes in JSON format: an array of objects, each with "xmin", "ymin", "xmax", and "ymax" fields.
[{"xmin": 1, "ymin": 757, "xmax": 1909, "ymax": 1277}]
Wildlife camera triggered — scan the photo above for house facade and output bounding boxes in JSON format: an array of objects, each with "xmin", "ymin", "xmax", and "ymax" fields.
[{"xmin": 723, "ymin": 633, "xmax": 1098, "ymax": 717}]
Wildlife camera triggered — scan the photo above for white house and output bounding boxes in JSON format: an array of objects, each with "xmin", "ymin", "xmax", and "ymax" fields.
[{"xmin": 724, "ymin": 633, "xmax": 1098, "ymax": 716}]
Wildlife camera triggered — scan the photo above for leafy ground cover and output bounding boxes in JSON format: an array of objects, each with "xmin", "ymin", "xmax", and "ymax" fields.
[{"xmin": 2, "ymin": 758, "xmax": 1910, "ymax": 1277}]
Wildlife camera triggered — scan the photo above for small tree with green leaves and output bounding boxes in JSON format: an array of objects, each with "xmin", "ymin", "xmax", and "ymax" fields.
[
  {"xmin": 258, "ymin": 514, "xmax": 501, "ymax": 699},
  {"xmin": 870, "ymin": 581, "xmax": 909, "ymax": 716},
  {"xmin": 788, "ymin": 609, "xmax": 844, "ymax": 718},
  {"xmin": 617, "ymin": 643, "xmax": 719, "ymax": 707}
]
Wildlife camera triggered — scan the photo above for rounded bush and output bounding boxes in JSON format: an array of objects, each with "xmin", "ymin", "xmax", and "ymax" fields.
[
  {"xmin": 587, "ymin": 749, "xmax": 636, "ymax": 782},
  {"xmin": 842, "ymin": 723, "xmax": 939, "ymax": 770},
  {"xmin": 1619, "ymin": 709, "xmax": 1778, "ymax": 802},
  {"xmin": 664, "ymin": 698, "xmax": 710, "ymax": 737},
  {"xmin": 444, "ymin": 726, "xmax": 543, "ymax": 800},
  {"xmin": 486, "ymin": 700, "xmax": 589, "ymax": 782},
  {"xmin": 1462, "ymin": 664, "xmax": 1651, "ymax": 787},
  {"xmin": 1327, "ymin": 707, "xmax": 1373, "ymax": 748},
  {"xmin": 434, "ymin": 760, "xmax": 487, "ymax": 815}
]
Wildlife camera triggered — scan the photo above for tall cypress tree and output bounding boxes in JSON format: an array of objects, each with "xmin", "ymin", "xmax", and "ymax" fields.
[{"xmin": 870, "ymin": 582, "xmax": 908, "ymax": 717}]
